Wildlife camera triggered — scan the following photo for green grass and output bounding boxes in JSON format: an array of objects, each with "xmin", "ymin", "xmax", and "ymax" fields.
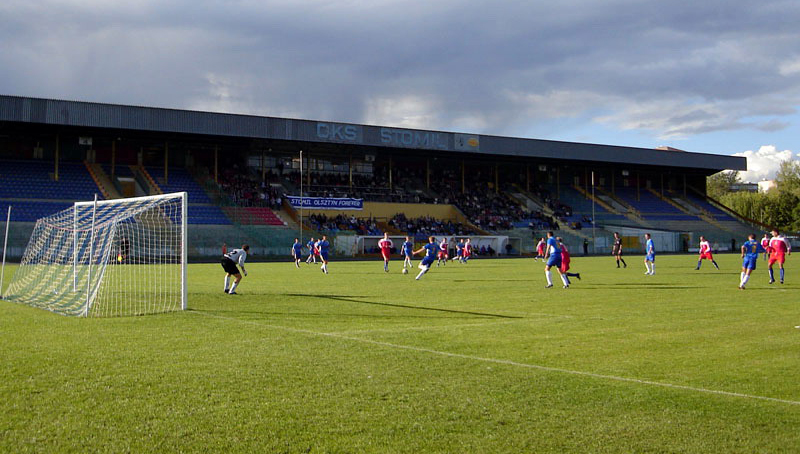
[{"xmin": 1, "ymin": 254, "xmax": 799, "ymax": 453}]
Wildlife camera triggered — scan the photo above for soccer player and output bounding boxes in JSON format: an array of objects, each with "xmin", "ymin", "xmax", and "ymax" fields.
[
  {"xmin": 761, "ymin": 233, "xmax": 770, "ymax": 261},
  {"xmin": 739, "ymin": 234, "xmax": 765, "ymax": 289},
  {"xmin": 306, "ymin": 237, "xmax": 316, "ymax": 264},
  {"xmin": 543, "ymin": 231, "xmax": 569, "ymax": 288},
  {"xmin": 463, "ymin": 238, "xmax": 473, "ymax": 263},
  {"xmin": 455, "ymin": 239, "xmax": 465, "ymax": 263},
  {"xmin": 317, "ymin": 235, "xmax": 330, "ymax": 274},
  {"xmin": 558, "ymin": 237, "xmax": 581, "ymax": 284},
  {"xmin": 534, "ymin": 237, "xmax": 545, "ymax": 261},
  {"xmin": 612, "ymin": 232, "xmax": 626, "ymax": 268},
  {"xmin": 644, "ymin": 233, "xmax": 655, "ymax": 275},
  {"xmin": 768, "ymin": 229, "xmax": 792, "ymax": 284},
  {"xmin": 291, "ymin": 238, "xmax": 304, "ymax": 268},
  {"xmin": 222, "ymin": 244, "xmax": 249, "ymax": 295},
  {"xmin": 401, "ymin": 236, "xmax": 414, "ymax": 269},
  {"xmin": 378, "ymin": 232, "xmax": 393, "ymax": 272},
  {"xmin": 412, "ymin": 236, "xmax": 440, "ymax": 280},
  {"xmin": 695, "ymin": 235, "xmax": 720, "ymax": 270},
  {"xmin": 437, "ymin": 237, "xmax": 449, "ymax": 266}
]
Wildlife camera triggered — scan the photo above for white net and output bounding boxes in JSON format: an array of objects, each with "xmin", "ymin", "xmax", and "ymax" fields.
[{"xmin": 5, "ymin": 193, "xmax": 186, "ymax": 317}]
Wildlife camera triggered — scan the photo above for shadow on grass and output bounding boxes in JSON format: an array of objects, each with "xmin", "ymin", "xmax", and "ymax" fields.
[{"xmin": 284, "ymin": 293, "xmax": 522, "ymax": 319}]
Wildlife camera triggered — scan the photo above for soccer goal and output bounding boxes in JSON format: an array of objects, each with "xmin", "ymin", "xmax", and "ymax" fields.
[{"xmin": 4, "ymin": 192, "xmax": 187, "ymax": 317}]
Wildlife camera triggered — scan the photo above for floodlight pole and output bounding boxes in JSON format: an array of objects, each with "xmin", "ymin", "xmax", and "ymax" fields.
[
  {"xmin": 299, "ymin": 150, "xmax": 303, "ymax": 244},
  {"xmin": 73, "ymin": 204, "xmax": 78, "ymax": 292},
  {"xmin": 0, "ymin": 206, "xmax": 11, "ymax": 299},
  {"xmin": 592, "ymin": 170, "xmax": 597, "ymax": 252}
]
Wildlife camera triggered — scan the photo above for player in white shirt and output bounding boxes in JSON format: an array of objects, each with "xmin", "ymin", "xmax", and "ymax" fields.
[
  {"xmin": 378, "ymin": 232, "xmax": 394, "ymax": 273},
  {"xmin": 695, "ymin": 236, "xmax": 719, "ymax": 270},
  {"xmin": 437, "ymin": 238, "xmax": 449, "ymax": 266},
  {"xmin": 221, "ymin": 244, "xmax": 249, "ymax": 295}
]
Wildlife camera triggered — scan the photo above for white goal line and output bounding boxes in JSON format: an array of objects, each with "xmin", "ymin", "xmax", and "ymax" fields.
[{"xmin": 191, "ymin": 311, "xmax": 800, "ymax": 407}]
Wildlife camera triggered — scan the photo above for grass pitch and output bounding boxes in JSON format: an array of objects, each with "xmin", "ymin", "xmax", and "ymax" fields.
[{"xmin": 1, "ymin": 253, "xmax": 798, "ymax": 453}]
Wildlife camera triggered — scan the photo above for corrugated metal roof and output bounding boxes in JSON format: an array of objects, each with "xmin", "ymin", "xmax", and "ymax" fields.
[{"xmin": 0, "ymin": 94, "xmax": 746, "ymax": 171}]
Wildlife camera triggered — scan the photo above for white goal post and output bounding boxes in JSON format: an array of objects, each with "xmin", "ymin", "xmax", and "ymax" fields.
[{"xmin": 4, "ymin": 192, "xmax": 187, "ymax": 317}]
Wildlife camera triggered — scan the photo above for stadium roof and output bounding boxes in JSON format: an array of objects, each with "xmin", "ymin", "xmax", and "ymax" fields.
[{"xmin": 0, "ymin": 95, "xmax": 746, "ymax": 171}]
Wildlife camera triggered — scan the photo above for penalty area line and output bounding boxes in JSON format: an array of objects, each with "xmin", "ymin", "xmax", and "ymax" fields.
[{"xmin": 191, "ymin": 310, "xmax": 800, "ymax": 407}]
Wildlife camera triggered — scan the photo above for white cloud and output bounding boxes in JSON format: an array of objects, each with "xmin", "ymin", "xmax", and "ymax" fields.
[{"xmin": 734, "ymin": 145, "xmax": 796, "ymax": 182}]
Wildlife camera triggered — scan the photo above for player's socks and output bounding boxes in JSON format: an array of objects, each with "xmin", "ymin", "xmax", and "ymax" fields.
[
  {"xmin": 224, "ymin": 275, "xmax": 231, "ymax": 292},
  {"xmin": 384, "ymin": 262, "xmax": 388, "ymax": 272},
  {"xmin": 621, "ymin": 259, "xmax": 627, "ymax": 268},
  {"xmin": 712, "ymin": 260, "xmax": 719, "ymax": 270},
  {"xmin": 644, "ymin": 263, "xmax": 651, "ymax": 274},
  {"xmin": 769, "ymin": 268, "xmax": 775, "ymax": 282},
  {"xmin": 780, "ymin": 268, "xmax": 785, "ymax": 282},
  {"xmin": 415, "ymin": 267, "xmax": 428, "ymax": 280},
  {"xmin": 228, "ymin": 282, "xmax": 238, "ymax": 294},
  {"xmin": 740, "ymin": 271, "xmax": 745, "ymax": 283},
  {"xmin": 561, "ymin": 274, "xmax": 570, "ymax": 286},
  {"xmin": 651, "ymin": 264, "xmax": 655, "ymax": 274},
  {"xmin": 741, "ymin": 274, "xmax": 750, "ymax": 287},
  {"xmin": 696, "ymin": 260, "xmax": 702, "ymax": 270},
  {"xmin": 545, "ymin": 270, "xmax": 553, "ymax": 286}
]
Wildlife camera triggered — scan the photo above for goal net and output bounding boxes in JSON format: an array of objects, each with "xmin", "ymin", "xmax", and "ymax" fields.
[{"xmin": 4, "ymin": 192, "xmax": 187, "ymax": 317}]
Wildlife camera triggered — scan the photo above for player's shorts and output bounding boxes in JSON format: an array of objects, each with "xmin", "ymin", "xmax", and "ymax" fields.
[
  {"xmin": 612, "ymin": 247, "xmax": 622, "ymax": 256},
  {"xmin": 768, "ymin": 254, "xmax": 785, "ymax": 266},
  {"xmin": 421, "ymin": 255, "xmax": 435, "ymax": 267},
  {"xmin": 646, "ymin": 253, "xmax": 655, "ymax": 262},
  {"xmin": 438, "ymin": 251, "xmax": 447, "ymax": 258},
  {"xmin": 381, "ymin": 249, "xmax": 391, "ymax": 260},
  {"xmin": 546, "ymin": 254, "xmax": 562, "ymax": 268},
  {"xmin": 319, "ymin": 251, "xmax": 329, "ymax": 261},
  {"xmin": 742, "ymin": 256, "xmax": 757, "ymax": 270},
  {"xmin": 221, "ymin": 257, "xmax": 239, "ymax": 275},
  {"xmin": 700, "ymin": 252, "xmax": 714, "ymax": 260}
]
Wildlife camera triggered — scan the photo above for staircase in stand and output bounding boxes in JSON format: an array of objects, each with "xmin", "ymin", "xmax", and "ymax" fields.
[{"xmin": 223, "ymin": 206, "xmax": 286, "ymax": 226}]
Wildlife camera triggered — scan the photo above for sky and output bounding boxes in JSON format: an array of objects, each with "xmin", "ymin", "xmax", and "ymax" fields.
[{"xmin": 1, "ymin": 0, "xmax": 798, "ymax": 182}]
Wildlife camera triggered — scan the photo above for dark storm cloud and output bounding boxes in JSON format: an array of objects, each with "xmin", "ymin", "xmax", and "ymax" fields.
[{"xmin": 1, "ymin": 0, "xmax": 799, "ymax": 139}]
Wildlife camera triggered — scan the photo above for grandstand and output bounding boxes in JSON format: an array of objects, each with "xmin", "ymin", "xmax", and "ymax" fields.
[{"xmin": 0, "ymin": 95, "xmax": 755, "ymax": 260}]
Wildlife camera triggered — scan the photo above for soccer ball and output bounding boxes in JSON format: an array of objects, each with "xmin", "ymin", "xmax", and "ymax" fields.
[{"xmin": 402, "ymin": 268, "xmax": 409, "ymax": 274}]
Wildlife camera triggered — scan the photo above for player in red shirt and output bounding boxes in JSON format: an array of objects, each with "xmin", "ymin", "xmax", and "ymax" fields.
[
  {"xmin": 378, "ymin": 232, "xmax": 394, "ymax": 273},
  {"xmin": 767, "ymin": 229, "xmax": 791, "ymax": 284},
  {"xmin": 558, "ymin": 238, "xmax": 581, "ymax": 285}
]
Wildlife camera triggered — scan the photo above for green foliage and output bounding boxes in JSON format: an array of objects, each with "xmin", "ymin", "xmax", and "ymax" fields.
[
  {"xmin": 2, "ymin": 257, "xmax": 800, "ymax": 453},
  {"xmin": 706, "ymin": 170, "xmax": 740, "ymax": 199},
  {"xmin": 710, "ymin": 160, "xmax": 800, "ymax": 232}
]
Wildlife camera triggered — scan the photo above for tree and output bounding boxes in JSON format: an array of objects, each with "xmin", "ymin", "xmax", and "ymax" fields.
[{"xmin": 706, "ymin": 170, "xmax": 740, "ymax": 199}]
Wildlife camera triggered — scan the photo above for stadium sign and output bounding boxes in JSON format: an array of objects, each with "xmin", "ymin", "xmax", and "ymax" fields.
[
  {"xmin": 379, "ymin": 128, "xmax": 448, "ymax": 150},
  {"xmin": 286, "ymin": 196, "xmax": 363, "ymax": 210},
  {"xmin": 316, "ymin": 122, "xmax": 361, "ymax": 143}
]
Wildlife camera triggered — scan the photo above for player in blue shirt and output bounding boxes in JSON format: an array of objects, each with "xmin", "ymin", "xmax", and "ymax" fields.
[
  {"xmin": 291, "ymin": 238, "xmax": 304, "ymax": 269},
  {"xmin": 644, "ymin": 233, "xmax": 656, "ymax": 275},
  {"xmin": 544, "ymin": 231, "xmax": 569, "ymax": 288},
  {"xmin": 316, "ymin": 235, "xmax": 330, "ymax": 274},
  {"xmin": 739, "ymin": 234, "xmax": 765, "ymax": 289},
  {"xmin": 412, "ymin": 236, "xmax": 440, "ymax": 281},
  {"xmin": 401, "ymin": 236, "xmax": 414, "ymax": 269},
  {"xmin": 306, "ymin": 237, "xmax": 317, "ymax": 264},
  {"xmin": 455, "ymin": 239, "xmax": 465, "ymax": 263}
]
